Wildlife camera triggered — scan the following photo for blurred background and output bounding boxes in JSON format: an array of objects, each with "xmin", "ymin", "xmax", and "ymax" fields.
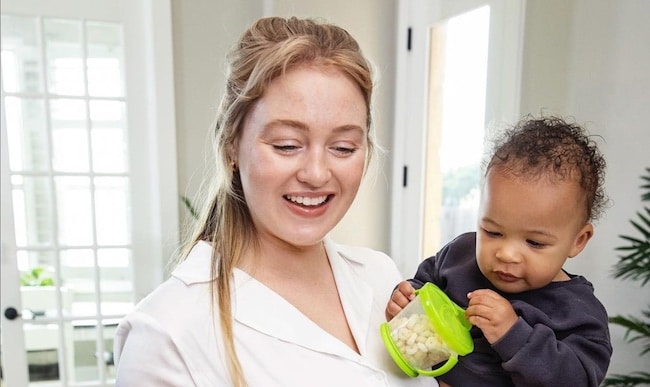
[{"xmin": 1, "ymin": 0, "xmax": 648, "ymax": 385}]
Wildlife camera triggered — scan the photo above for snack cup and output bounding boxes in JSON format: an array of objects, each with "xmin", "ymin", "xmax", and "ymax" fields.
[{"xmin": 380, "ymin": 282, "xmax": 474, "ymax": 377}]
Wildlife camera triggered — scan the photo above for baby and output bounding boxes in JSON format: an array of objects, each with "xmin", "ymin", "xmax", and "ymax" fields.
[{"xmin": 386, "ymin": 116, "xmax": 612, "ymax": 386}]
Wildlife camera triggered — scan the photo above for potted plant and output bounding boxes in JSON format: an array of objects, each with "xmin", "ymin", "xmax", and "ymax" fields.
[
  {"xmin": 602, "ymin": 167, "xmax": 650, "ymax": 387},
  {"xmin": 20, "ymin": 267, "xmax": 55, "ymax": 287},
  {"xmin": 20, "ymin": 266, "xmax": 56, "ymax": 318}
]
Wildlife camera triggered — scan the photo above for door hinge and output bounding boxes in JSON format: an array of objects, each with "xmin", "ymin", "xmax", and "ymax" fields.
[
  {"xmin": 407, "ymin": 27, "xmax": 412, "ymax": 51},
  {"xmin": 403, "ymin": 165, "xmax": 408, "ymax": 187}
]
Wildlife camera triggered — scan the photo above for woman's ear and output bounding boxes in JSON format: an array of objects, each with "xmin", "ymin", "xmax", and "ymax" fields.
[
  {"xmin": 568, "ymin": 223, "xmax": 594, "ymax": 258},
  {"xmin": 227, "ymin": 141, "xmax": 238, "ymax": 169}
]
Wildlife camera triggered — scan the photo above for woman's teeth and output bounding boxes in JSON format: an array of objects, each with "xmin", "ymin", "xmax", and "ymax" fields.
[{"xmin": 285, "ymin": 195, "xmax": 328, "ymax": 206}]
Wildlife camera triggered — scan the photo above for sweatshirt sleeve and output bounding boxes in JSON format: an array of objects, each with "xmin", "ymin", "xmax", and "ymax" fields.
[
  {"xmin": 410, "ymin": 254, "xmax": 438, "ymax": 288},
  {"xmin": 492, "ymin": 313, "xmax": 611, "ymax": 387},
  {"xmin": 114, "ymin": 312, "xmax": 197, "ymax": 387}
]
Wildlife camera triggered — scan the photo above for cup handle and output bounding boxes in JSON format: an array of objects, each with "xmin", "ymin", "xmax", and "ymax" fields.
[{"xmin": 417, "ymin": 353, "xmax": 459, "ymax": 377}]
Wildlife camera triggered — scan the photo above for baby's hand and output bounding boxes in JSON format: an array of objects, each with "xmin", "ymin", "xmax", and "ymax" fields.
[
  {"xmin": 465, "ymin": 289, "xmax": 518, "ymax": 344},
  {"xmin": 385, "ymin": 281, "xmax": 415, "ymax": 320}
]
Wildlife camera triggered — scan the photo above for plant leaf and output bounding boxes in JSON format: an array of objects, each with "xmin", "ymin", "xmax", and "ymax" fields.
[
  {"xmin": 181, "ymin": 195, "xmax": 199, "ymax": 219},
  {"xmin": 601, "ymin": 372, "xmax": 650, "ymax": 387}
]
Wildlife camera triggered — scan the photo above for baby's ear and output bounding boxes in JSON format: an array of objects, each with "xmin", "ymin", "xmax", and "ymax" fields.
[{"xmin": 568, "ymin": 223, "xmax": 594, "ymax": 258}]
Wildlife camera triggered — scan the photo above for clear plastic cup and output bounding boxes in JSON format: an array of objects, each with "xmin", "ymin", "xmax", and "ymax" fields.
[{"xmin": 380, "ymin": 282, "xmax": 474, "ymax": 377}]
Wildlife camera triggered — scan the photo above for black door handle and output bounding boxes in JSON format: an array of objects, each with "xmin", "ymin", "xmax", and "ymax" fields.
[{"xmin": 4, "ymin": 306, "xmax": 20, "ymax": 320}]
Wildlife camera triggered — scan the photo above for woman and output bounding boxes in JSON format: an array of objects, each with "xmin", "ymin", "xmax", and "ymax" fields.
[{"xmin": 114, "ymin": 16, "xmax": 432, "ymax": 387}]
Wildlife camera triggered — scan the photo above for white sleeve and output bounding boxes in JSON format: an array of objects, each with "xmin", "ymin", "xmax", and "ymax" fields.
[{"xmin": 113, "ymin": 312, "xmax": 197, "ymax": 387}]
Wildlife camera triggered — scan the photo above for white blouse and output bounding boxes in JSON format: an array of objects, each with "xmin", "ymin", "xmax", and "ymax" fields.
[{"xmin": 113, "ymin": 238, "xmax": 434, "ymax": 387}]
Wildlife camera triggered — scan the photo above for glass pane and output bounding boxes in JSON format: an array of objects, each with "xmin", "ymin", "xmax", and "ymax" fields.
[
  {"xmin": 103, "ymin": 319, "xmax": 118, "ymax": 380},
  {"xmin": 60, "ymin": 249, "xmax": 97, "ymax": 318},
  {"xmin": 423, "ymin": 6, "xmax": 489, "ymax": 256},
  {"xmin": 99, "ymin": 248, "xmax": 134, "ymax": 316},
  {"xmin": 12, "ymin": 176, "xmax": 55, "ymax": 246},
  {"xmin": 90, "ymin": 100, "xmax": 128, "ymax": 173},
  {"xmin": 50, "ymin": 98, "xmax": 89, "ymax": 172},
  {"xmin": 18, "ymin": 251, "xmax": 56, "ymax": 286},
  {"xmin": 95, "ymin": 177, "xmax": 129, "ymax": 245},
  {"xmin": 18, "ymin": 250, "xmax": 59, "ymax": 316},
  {"xmin": 4, "ymin": 97, "xmax": 49, "ymax": 172},
  {"xmin": 24, "ymin": 322, "xmax": 62, "ymax": 383},
  {"xmin": 437, "ymin": 8, "xmax": 488, "ymax": 246},
  {"xmin": 55, "ymin": 176, "xmax": 93, "ymax": 246},
  {"xmin": 87, "ymin": 21, "xmax": 124, "ymax": 97},
  {"xmin": 1, "ymin": 15, "xmax": 43, "ymax": 93},
  {"xmin": 44, "ymin": 19, "xmax": 84, "ymax": 96},
  {"xmin": 71, "ymin": 321, "xmax": 100, "ymax": 382},
  {"xmin": 21, "ymin": 285, "xmax": 67, "ymax": 320}
]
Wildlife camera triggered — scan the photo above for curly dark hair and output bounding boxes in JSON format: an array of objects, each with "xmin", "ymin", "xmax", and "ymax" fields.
[{"xmin": 485, "ymin": 115, "xmax": 608, "ymax": 223}]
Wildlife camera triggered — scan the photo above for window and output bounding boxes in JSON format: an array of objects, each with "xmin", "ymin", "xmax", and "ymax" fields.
[{"xmin": 1, "ymin": 1, "xmax": 177, "ymax": 385}]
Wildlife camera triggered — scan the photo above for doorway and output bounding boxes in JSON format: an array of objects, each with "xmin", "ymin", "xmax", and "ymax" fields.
[{"xmin": 391, "ymin": 0, "xmax": 525, "ymax": 276}]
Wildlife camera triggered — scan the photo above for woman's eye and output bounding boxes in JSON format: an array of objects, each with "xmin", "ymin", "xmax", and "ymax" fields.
[
  {"xmin": 273, "ymin": 144, "xmax": 299, "ymax": 152},
  {"xmin": 331, "ymin": 146, "xmax": 358, "ymax": 155}
]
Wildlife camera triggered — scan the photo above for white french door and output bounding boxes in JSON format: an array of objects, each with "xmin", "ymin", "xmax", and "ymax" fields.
[
  {"xmin": 0, "ymin": 0, "xmax": 178, "ymax": 386},
  {"xmin": 391, "ymin": 0, "xmax": 526, "ymax": 276}
]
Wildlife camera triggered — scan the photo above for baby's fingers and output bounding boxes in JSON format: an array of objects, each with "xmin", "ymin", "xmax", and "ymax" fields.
[
  {"xmin": 385, "ymin": 299, "xmax": 404, "ymax": 320},
  {"xmin": 385, "ymin": 282, "xmax": 416, "ymax": 320},
  {"xmin": 396, "ymin": 281, "xmax": 416, "ymax": 301}
]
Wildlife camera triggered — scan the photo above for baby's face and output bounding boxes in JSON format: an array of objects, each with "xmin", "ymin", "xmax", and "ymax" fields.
[{"xmin": 475, "ymin": 169, "xmax": 593, "ymax": 293}]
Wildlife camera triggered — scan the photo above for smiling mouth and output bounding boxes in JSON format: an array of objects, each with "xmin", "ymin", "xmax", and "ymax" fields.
[{"xmin": 284, "ymin": 194, "xmax": 331, "ymax": 207}]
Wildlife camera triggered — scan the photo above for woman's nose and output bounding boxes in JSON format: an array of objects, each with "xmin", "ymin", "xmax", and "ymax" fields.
[{"xmin": 297, "ymin": 150, "xmax": 331, "ymax": 186}]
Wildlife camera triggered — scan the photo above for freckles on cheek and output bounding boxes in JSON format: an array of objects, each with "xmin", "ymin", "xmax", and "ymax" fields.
[
  {"xmin": 343, "ymin": 164, "xmax": 364, "ymax": 191},
  {"xmin": 242, "ymin": 157, "xmax": 282, "ymax": 191}
]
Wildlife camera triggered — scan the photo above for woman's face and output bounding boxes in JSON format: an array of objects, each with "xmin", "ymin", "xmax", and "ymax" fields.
[{"xmin": 235, "ymin": 64, "xmax": 368, "ymax": 250}]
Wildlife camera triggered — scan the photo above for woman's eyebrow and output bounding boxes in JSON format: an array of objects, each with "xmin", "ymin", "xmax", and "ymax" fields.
[{"xmin": 263, "ymin": 119, "xmax": 365, "ymax": 134}]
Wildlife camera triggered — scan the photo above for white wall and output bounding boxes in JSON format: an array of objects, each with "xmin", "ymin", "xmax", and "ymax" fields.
[
  {"xmin": 171, "ymin": 0, "xmax": 650, "ymax": 378},
  {"xmin": 171, "ymin": 0, "xmax": 263, "ymax": 236},
  {"xmin": 521, "ymin": 0, "xmax": 650, "ymax": 376}
]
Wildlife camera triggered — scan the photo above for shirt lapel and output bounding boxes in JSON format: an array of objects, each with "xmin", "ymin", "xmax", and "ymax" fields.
[
  {"xmin": 175, "ymin": 240, "xmax": 377, "ymax": 361},
  {"xmin": 324, "ymin": 238, "xmax": 375, "ymax": 356},
  {"xmin": 233, "ymin": 269, "xmax": 361, "ymax": 361}
]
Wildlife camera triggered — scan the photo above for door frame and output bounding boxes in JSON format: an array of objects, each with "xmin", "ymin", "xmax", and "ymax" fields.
[{"xmin": 390, "ymin": 0, "xmax": 526, "ymax": 276}]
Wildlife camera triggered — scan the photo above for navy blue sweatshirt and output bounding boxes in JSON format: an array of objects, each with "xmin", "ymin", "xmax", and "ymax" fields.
[{"xmin": 408, "ymin": 232, "xmax": 612, "ymax": 387}]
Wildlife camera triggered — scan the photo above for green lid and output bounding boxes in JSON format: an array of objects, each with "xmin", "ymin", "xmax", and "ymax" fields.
[{"xmin": 417, "ymin": 282, "xmax": 474, "ymax": 355}]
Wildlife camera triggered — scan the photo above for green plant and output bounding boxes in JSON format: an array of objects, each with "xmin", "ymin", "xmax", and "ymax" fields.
[
  {"xmin": 20, "ymin": 267, "xmax": 54, "ymax": 286},
  {"xmin": 181, "ymin": 195, "xmax": 199, "ymax": 219},
  {"xmin": 602, "ymin": 167, "xmax": 650, "ymax": 387}
]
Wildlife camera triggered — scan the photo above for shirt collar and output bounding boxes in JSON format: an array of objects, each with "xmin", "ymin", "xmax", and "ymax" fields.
[
  {"xmin": 171, "ymin": 237, "xmax": 374, "ymax": 357},
  {"xmin": 172, "ymin": 236, "xmax": 368, "ymax": 285}
]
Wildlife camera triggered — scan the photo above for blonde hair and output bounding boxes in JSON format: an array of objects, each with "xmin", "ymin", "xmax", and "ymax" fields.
[{"xmin": 178, "ymin": 16, "xmax": 375, "ymax": 387}]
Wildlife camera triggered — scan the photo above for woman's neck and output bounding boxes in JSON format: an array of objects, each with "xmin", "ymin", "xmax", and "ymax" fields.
[{"xmin": 238, "ymin": 238, "xmax": 330, "ymax": 282}]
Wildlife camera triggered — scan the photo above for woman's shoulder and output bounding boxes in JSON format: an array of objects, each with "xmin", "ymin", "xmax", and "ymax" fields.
[{"xmin": 120, "ymin": 242, "xmax": 214, "ymax": 333}]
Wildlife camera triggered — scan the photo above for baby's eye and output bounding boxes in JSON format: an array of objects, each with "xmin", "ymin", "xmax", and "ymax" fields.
[
  {"xmin": 526, "ymin": 239, "xmax": 546, "ymax": 248},
  {"xmin": 481, "ymin": 228, "xmax": 501, "ymax": 238}
]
